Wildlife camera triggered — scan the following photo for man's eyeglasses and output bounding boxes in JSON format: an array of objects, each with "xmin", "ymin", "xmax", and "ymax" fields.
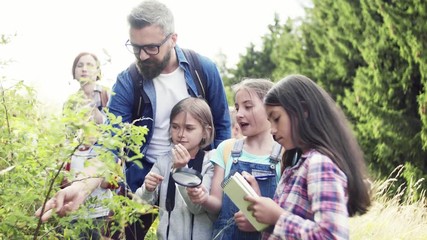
[{"xmin": 125, "ymin": 33, "xmax": 172, "ymax": 56}]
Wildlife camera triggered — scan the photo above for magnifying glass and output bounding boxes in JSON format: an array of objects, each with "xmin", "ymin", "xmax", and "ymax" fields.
[{"xmin": 171, "ymin": 168, "xmax": 203, "ymax": 188}]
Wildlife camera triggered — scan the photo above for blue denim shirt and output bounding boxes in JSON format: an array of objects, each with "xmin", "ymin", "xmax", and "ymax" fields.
[{"xmin": 108, "ymin": 46, "xmax": 231, "ymax": 191}]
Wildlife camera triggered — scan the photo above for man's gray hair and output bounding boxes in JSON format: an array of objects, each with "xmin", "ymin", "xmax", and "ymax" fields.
[{"xmin": 127, "ymin": 0, "xmax": 175, "ymax": 35}]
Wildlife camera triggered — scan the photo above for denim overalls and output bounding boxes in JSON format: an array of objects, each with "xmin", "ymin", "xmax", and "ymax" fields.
[{"xmin": 212, "ymin": 139, "xmax": 281, "ymax": 240}]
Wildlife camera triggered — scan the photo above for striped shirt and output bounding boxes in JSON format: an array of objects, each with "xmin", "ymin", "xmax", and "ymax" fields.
[{"xmin": 262, "ymin": 149, "xmax": 349, "ymax": 240}]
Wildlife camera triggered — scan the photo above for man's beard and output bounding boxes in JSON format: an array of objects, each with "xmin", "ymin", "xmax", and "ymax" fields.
[{"xmin": 136, "ymin": 50, "xmax": 172, "ymax": 79}]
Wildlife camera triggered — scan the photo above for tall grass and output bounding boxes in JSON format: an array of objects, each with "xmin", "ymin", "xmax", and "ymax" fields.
[
  {"xmin": 143, "ymin": 166, "xmax": 426, "ymax": 240},
  {"xmin": 350, "ymin": 165, "xmax": 427, "ymax": 239},
  {"xmin": 143, "ymin": 165, "xmax": 427, "ymax": 240}
]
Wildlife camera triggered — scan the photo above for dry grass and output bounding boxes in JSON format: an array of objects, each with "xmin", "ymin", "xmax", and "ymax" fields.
[
  {"xmin": 142, "ymin": 166, "xmax": 427, "ymax": 240},
  {"xmin": 350, "ymin": 166, "xmax": 427, "ymax": 240}
]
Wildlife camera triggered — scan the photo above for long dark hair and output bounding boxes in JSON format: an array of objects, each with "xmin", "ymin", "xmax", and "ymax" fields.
[{"xmin": 264, "ymin": 74, "xmax": 371, "ymax": 216}]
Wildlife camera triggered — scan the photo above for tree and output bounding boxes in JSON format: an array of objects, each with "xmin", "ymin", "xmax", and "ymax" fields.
[
  {"xmin": 230, "ymin": 14, "xmax": 282, "ymax": 84},
  {"xmin": 230, "ymin": 0, "xmax": 427, "ymax": 196},
  {"xmin": 341, "ymin": 0, "xmax": 427, "ymax": 183}
]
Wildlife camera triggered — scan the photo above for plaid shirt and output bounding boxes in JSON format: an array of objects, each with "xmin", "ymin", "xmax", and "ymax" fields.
[{"xmin": 262, "ymin": 149, "xmax": 349, "ymax": 240}]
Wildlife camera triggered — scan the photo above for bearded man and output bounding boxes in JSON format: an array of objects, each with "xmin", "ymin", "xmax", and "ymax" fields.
[{"xmin": 109, "ymin": 0, "xmax": 231, "ymax": 192}]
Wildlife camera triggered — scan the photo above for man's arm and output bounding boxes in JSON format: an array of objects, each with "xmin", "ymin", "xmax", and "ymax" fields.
[{"xmin": 108, "ymin": 71, "xmax": 135, "ymax": 123}]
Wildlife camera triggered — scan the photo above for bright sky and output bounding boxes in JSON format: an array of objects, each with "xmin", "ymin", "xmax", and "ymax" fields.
[{"xmin": 0, "ymin": 0, "xmax": 309, "ymax": 113}]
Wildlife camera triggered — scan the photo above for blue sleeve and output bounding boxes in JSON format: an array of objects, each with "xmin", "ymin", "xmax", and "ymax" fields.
[
  {"xmin": 108, "ymin": 70, "xmax": 134, "ymax": 123},
  {"xmin": 200, "ymin": 56, "xmax": 231, "ymax": 147}
]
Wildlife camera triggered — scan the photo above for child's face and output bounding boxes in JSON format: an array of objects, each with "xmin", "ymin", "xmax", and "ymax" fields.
[
  {"xmin": 234, "ymin": 89, "xmax": 270, "ymax": 137},
  {"xmin": 265, "ymin": 105, "xmax": 295, "ymax": 149},
  {"xmin": 170, "ymin": 111, "xmax": 205, "ymax": 155}
]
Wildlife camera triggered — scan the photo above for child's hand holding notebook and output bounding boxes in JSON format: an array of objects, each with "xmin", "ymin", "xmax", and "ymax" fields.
[{"xmin": 221, "ymin": 172, "xmax": 269, "ymax": 231}]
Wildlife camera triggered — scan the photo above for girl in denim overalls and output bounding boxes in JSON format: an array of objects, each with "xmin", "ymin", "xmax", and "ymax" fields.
[{"xmin": 186, "ymin": 79, "xmax": 281, "ymax": 240}]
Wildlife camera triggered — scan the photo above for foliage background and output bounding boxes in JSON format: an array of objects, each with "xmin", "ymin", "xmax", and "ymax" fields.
[
  {"xmin": 226, "ymin": 0, "xmax": 427, "ymax": 199},
  {"xmin": 1, "ymin": 34, "xmax": 154, "ymax": 239}
]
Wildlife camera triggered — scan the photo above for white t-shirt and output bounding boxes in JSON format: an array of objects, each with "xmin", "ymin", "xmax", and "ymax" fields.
[{"xmin": 145, "ymin": 67, "xmax": 189, "ymax": 163}]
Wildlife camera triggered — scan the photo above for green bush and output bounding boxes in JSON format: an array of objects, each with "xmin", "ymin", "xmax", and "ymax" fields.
[{"xmin": 0, "ymin": 34, "xmax": 155, "ymax": 239}]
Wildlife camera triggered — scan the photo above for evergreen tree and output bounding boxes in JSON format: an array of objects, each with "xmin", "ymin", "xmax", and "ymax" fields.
[
  {"xmin": 230, "ymin": 0, "xmax": 427, "ymax": 195},
  {"xmin": 230, "ymin": 15, "xmax": 281, "ymax": 84},
  {"xmin": 341, "ymin": 0, "xmax": 427, "ymax": 181}
]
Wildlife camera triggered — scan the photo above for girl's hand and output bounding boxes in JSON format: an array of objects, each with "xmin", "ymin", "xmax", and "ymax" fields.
[
  {"xmin": 241, "ymin": 171, "xmax": 261, "ymax": 195},
  {"xmin": 144, "ymin": 172, "xmax": 164, "ymax": 192},
  {"xmin": 172, "ymin": 144, "xmax": 191, "ymax": 168},
  {"xmin": 245, "ymin": 195, "xmax": 286, "ymax": 225},
  {"xmin": 234, "ymin": 211, "xmax": 257, "ymax": 232},
  {"xmin": 186, "ymin": 185, "xmax": 209, "ymax": 204}
]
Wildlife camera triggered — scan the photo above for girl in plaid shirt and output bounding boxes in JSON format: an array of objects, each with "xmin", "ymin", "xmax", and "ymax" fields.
[{"xmin": 244, "ymin": 74, "xmax": 371, "ymax": 240}]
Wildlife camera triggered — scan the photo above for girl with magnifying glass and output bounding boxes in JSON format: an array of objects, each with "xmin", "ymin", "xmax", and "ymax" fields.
[{"xmin": 134, "ymin": 97, "xmax": 216, "ymax": 240}]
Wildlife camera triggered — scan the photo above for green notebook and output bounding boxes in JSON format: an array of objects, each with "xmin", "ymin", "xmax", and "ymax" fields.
[{"xmin": 221, "ymin": 172, "xmax": 269, "ymax": 231}]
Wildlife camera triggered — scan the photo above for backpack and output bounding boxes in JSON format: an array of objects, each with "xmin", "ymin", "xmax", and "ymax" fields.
[
  {"xmin": 129, "ymin": 48, "xmax": 208, "ymax": 120},
  {"xmin": 93, "ymin": 84, "xmax": 109, "ymax": 110}
]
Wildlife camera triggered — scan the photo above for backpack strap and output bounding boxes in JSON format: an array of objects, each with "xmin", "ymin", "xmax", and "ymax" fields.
[
  {"xmin": 187, "ymin": 149, "xmax": 205, "ymax": 173},
  {"xmin": 182, "ymin": 49, "xmax": 207, "ymax": 99},
  {"xmin": 100, "ymin": 89, "xmax": 109, "ymax": 108},
  {"xmin": 129, "ymin": 63, "xmax": 150, "ymax": 121},
  {"xmin": 93, "ymin": 84, "xmax": 103, "ymax": 110},
  {"xmin": 222, "ymin": 138, "xmax": 236, "ymax": 167}
]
